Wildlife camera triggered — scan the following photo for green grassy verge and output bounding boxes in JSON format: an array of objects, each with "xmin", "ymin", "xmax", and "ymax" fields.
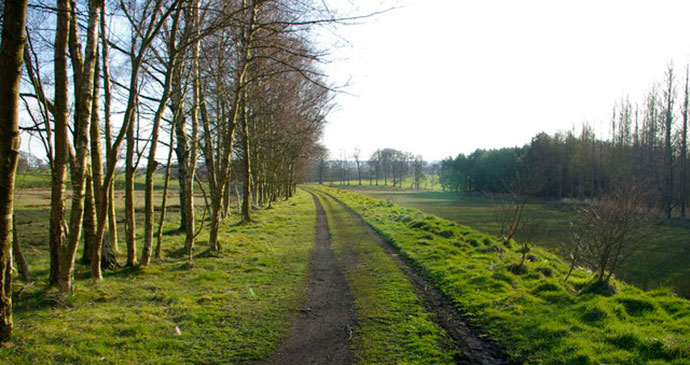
[
  {"xmin": 337, "ymin": 185, "xmax": 690, "ymax": 297},
  {"xmin": 2, "ymin": 190, "xmax": 315, "ymax": 364},
  {"xmin": 315, "ymin": 191, "xmax": 455, "ymax": 364},
  {"xmin": 313, "ymin": 185, "xmax": 690, "ymax": 364}
]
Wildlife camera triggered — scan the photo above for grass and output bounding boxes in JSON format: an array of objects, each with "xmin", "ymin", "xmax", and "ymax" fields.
[
  {"xmin": 321, "ymin": 176, "xmax": 442, "ymax": 192},
  {"xmin": 313, "ymin": 191, "xmax": 454, "ymax": 363},
  {"xmin": 312, "ymin": 185, "xmax": 690, "ymax": 364},
  {"xmin": 334, "ymin": 185, "xmax": 690, "ymax": 297},
  {"xmin": 14, "ymin": 170, "xmax": 181, "ymax": 191},
  {"xmin": 2, "ymin": 189, "xmax": 316, "ymax": 364}
]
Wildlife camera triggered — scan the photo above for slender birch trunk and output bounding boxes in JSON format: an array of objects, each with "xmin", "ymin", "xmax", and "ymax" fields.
[{"xmin": 0, "ymin": 0, "xmax": 29, "ymax": 341}]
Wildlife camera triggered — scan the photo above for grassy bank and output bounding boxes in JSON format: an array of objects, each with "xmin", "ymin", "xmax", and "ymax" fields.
[
  {"xmin": 313, "ymin": 185, "xmax": 690, "ymax": 364},
  {"xmin": 2, "ymin": 190, "xmax": 315, "ymax": 364},
  {"xmin": 314, "ymin": 191, "xmax": 454, "ymax": 363},
  {"xmin": 336, "ymin": 185, "xmax": 690, "ymax": 297}
]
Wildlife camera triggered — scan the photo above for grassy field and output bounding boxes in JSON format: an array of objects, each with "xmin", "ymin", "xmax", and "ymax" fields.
[
  {"xmin": 3, "ymin": 188, "xmax": 315, "ymax": 364},
  {"xmin": 314, "ymin": 185, "xmax": 690, "ymax": 364},
  {"xmin": 314, "ymin": 190, "xmax": 455, "ymax": 363},
  {"xmin": 14, "ymin": 170, "xmax": 181, "ymax": 191},
  {"xmin": 4, "ymin": 182, "xmax": 458, "ymax": 364},
  {"xmin": 331, "ymin": 185, "xmax": 690, "ymax": 297}
]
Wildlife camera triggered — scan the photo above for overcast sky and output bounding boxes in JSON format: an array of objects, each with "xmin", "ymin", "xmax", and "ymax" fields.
[{"xmin": 320, "ymin": 0, "xmax": 690, "ymax": 161}]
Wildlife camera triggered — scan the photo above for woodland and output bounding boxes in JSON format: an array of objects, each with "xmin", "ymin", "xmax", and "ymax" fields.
[{"xmin": 0, "ymin": 0, "xmax": 335, "ymax": 342}]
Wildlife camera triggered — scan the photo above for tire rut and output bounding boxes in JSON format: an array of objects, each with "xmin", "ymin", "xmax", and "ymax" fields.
[
  {"xmin": 262, "ymin": 192, "xmax": 355, "ymax": 365},
  {"xmin": 318, "ymin": 190, "xmax": 516, "ymax": 365}
]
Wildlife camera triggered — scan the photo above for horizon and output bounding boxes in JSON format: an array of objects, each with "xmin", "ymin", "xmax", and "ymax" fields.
[{"xmin": 320, "ymin": 0, "xmax": 690, "ymax": 161}]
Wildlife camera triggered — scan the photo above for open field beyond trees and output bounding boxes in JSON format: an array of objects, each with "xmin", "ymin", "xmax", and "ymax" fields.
[
  {"xmin": 312, "ymin": 185, "xmax": 690, "ymax": 363},
  {"xmin": 332, "ymin": 184, "xmax": 690, "ymax": 297}
]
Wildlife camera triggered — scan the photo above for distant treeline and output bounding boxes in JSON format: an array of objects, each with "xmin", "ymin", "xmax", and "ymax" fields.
[
  {"xmin": 315, "ymin": 148, "xmax": 438, "ymax": 189},
  {"xmin": 439, "ymin": 64, "xmax": 690, "ymax": 218}
]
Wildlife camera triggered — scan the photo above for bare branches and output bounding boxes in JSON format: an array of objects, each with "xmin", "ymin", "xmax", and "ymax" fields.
[{"xmin": 568, "ymin": 183, "xmax": 654, "ymax": 284}]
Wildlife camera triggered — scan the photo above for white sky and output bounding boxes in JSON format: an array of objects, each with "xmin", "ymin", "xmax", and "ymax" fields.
[{"xmin": 320, "ymin": 0, "xmax": 690, "ymax": 161}]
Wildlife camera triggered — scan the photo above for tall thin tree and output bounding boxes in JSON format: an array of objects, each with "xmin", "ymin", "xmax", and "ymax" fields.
[{"xmin": 0, "ymin": 0, "xmax": 29, "ymax": 341}]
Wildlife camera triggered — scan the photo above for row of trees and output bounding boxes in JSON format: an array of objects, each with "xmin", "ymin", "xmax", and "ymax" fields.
[
  {"xmin": 440, "ymin": 64, "xmax": 690, "ymax": 218},
  {"xmin": 315, "ymin": 147, "xmax": 435, "ymax": 190},
  {"xmin": 0, "ymin": 0, "xmax": 342, "ymax": 341}
]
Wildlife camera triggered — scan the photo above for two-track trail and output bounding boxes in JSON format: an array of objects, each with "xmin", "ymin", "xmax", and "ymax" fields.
[
  {"xmin": 264, "ymin": 193, "xmax": 355, "ymax": 364},
  {"xmin": 317, "ymin": 189, "xmax": 512, "ymax": 364},
  {"xmin": 265, "ymin": 188, "xmax": 511, "ymax": 364}
]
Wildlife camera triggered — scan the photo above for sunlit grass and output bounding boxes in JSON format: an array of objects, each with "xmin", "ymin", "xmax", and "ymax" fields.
[
  {"xmin": 335, "ymin": 185, "xmax": 690, "ymax": 297},
  {"xmin": 314, "ymin": 185, "xmax": 690, "ymax": 364},
  {"xmin": 316, "ymin": 192, "xmax": 454, "ymax": 363},
  {"xmin": 2, "ymin": 189, "xmax": 315, "ymax": 364}
]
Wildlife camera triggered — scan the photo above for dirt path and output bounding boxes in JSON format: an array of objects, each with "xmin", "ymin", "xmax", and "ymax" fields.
[
  {"xmin": 264, "ymin": 193, "xmax": 355, "ymax": 365},
  {"xmin": 321, "ymin": 190, "xmax": 514, "ymax": 365}
]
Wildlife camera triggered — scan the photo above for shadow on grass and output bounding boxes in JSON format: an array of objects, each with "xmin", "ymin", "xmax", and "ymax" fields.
[
  {"xmin": 579, "ymin": 280, "xmax": 617, "ymax": 297},
  {"xmin": 163, "ymin": 227, "xmax": 184, "ymax": 236},
  {"xmin": 102, "ymin": 264, "xmax": 144, "ymax": 279},
  {"xmin": 13, "ymin": 284, "xmax": 70, "ymax": 312},
  {"xmin": 194, "ymin": 248, "xmax": 222, "ymax": 259}
]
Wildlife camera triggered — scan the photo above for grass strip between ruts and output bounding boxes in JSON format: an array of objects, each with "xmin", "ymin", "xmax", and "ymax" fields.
[{"xmin": 315, "ymin": 191, "xmax": 455, "ymax": 364}]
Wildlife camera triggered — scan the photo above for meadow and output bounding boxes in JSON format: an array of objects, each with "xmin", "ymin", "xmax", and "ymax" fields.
[
  {"xmin": 332, "ymin": 183, "xmax": 690, "ymax": 297},
  {"xmin": 313, "ymin": 185, "xmax": 690, "ymax": 363}
]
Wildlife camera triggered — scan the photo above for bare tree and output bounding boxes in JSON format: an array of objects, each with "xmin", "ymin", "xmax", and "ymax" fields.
[
  {"xmin": 413, "ymin": 155, "xmax": 425, "ymax": 189},
  {"xmin": 572, "ymin": 183, "xmax": 652, "ymax": 284},
  {"xmin": 353, "ymin": 148, "xmax": 362, "ymax": 185},
  {"xmin": 59, "ymin": 0, "xmax": 105, "ymax": 291},
  {"xmin": 662, "ymin": 64, "xmax": 675, "ymax": 218},
  {"xmin": 492, "ymin": 171, "xmax": 537, "ymax": 244},
  {"xmin": 681, "ymin": 65, "xmax": 688, "ymax": 218},
  {"xmin": 0, "ymin": 0, "xmax": 29, "ymax": 341},
  {"xmin": 141, "ymin": 5, "xmax": 183, "ymax": 266}
]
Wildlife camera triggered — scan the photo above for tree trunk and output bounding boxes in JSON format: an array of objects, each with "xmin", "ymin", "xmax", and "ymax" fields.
[
  {"xmin": 0, "ymin": 0, "xmax": 29, "ymax": 340},
  {"xmin": 209, "ymin": 193, "xmax": 222, "ymax": 251},
  {"xmin": 81, "ymin": 173, "xmax": 96, "ymax": 265},
  {"xmin": 125, "ymin": 101, "xmax": 137, "ymax": 267},
  {"xmin": 60, "ymin": 0, "xmax": 103, "ymax": 292},
  {"xmin": 664, "ymin": 66, "xmax": 675, "ymax": 219},
  {"xmin": 12, "ymin": 218, "xmax": 30, "ymax": 282},
  {"xmin": 682, "ymin": 67, "xmax": 688, "ymax": 218},
  {"xmin": 88, "ymin": 45, "xmax": 107, "ymax": 280},
  {"xmin": 49, "ymin": 0, "xmax": 71, "ymax": 288},
  {"xmin": 107, "ymin": 184, "xmax": 118, "ymax": 252},
  {"xmin": 222, "ymin": 179, "xmax": 231, "ymax": 218},
  {"xmin": 155, "ymin": 130, "xmax": 175, "ymax": 259},
  {"xmin": 100, "ymin": 6, "xmax": 118, "ymax": 253},
  {"xmin": 241, "ymin": 108, "xmax": 252, "ymax": 223},
  {"xmin": 142, "ymin": 73, "xmax": 173, "ymax": 266},
  {"xmin": 183, "ymin": 0, "xmax": 201, "ymax": 259},
  {"xmin": 173, "ymin": 90, "xmax": 189, "ymax": 233}
]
